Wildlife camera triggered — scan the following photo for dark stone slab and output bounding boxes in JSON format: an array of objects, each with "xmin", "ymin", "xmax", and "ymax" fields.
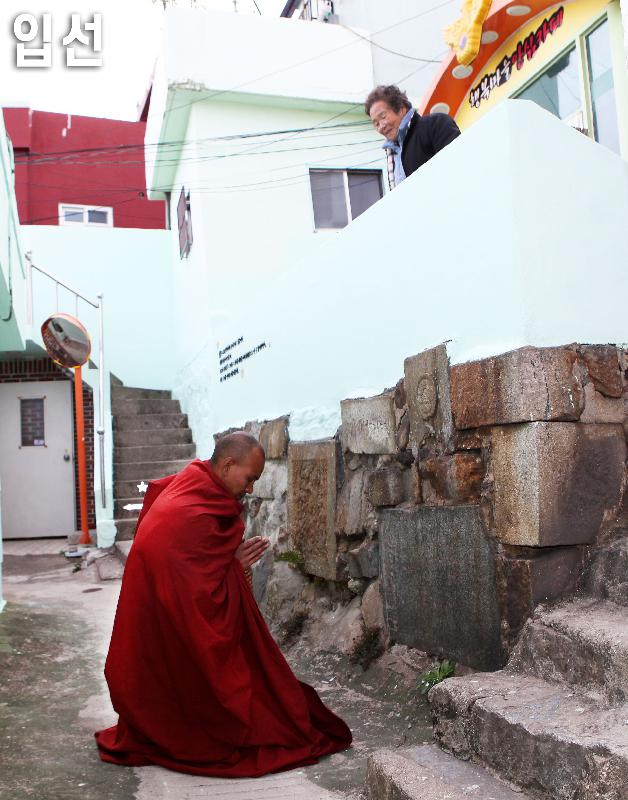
[{"xmin": 379, "ymin": 505, "xmax": 503, "ymax": 670}]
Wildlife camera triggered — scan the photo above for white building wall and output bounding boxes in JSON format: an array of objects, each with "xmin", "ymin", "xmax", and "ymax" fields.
[
  {"xmin": 0, "ymin": 114, "xmax": 30, "ymax": 609},
  {"xmin": 170, "ymin": 101, "xmax": 628, "ymax": 447},
  {"xmin": 22, "ymin": 226, "xmax": 174, "ymax": 546},
  {"xmin": 285, "ymin": 0, "xmax": 459, "ymax": 107}
]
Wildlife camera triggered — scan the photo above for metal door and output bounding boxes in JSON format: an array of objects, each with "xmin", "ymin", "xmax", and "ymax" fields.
[{"xmin": 0, "ymin": 381, "xmax": 76, "ymax": 539}]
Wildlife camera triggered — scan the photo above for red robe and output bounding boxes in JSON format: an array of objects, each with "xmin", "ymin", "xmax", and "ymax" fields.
[{"xmin": 95, "ymin": 459, "xmax": 351, "ymax": 776}]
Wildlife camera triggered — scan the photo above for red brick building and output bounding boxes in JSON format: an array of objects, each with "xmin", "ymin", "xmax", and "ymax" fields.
[{"xmin": 3, "ymin": 107, "xmax": 165, "ymax": 230}]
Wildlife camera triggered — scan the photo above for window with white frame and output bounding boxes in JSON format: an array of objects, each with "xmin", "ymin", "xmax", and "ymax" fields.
[
  {"xmin": 515, "ymin": 15, "xmax": 619, "ymax": 154},
  {"xmin": 58, "ymin": 203, "xmax": 113, "ymax": 227},
  {"xmin": 309, "ymin": 169, "xmax": 383, "ymax": 230}
]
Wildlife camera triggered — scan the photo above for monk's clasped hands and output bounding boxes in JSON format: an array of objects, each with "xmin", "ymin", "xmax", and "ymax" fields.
[{"xmin": 235, "ymin": 536, "xmax": 269, "ymax": 570}]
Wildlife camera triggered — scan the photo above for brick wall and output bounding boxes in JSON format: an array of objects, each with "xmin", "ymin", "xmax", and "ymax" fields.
[{"xmin": 0, "ymin": 358, "xmax": 96, "ymax": 530}]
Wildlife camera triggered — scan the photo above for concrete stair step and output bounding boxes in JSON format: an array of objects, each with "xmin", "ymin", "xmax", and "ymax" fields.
[
  {"xmin": 510, "ymin": 597, "xmax": 628, "ymax": 706},
  {"xmin": 113, "ymin": 413, "xmax": 189, "ymax": 432},
  {"xmin": 584, "ymin": 534, "xmax": 628, "ymax": 607},
  {"xmin": 112, "ymin": 397, "xmax": 181, "ymax": 415},
  {"xmin": 114, "ymin": 443, "xmax": 196, "ymax": 463},
  {"xmin": 367, "ymin": 744, "xmax": 530, "ymax": 800},
  {"xmin": 114, "ymin": 518, "xmax": 137, "ymax": 541},
  {"xmin": 113, "ymin": 497, "xmax": 144, "ymax": 519},
  {"xmin": 430, "ymin": 671, "xmax": 628, "ymax": 800},
  {"xmin": 114, "ymin": 428, "xmax": 193, "ymax": 447},
  {"xmin": 115, "ymin": 540, "xmax": 133, "ymax": 564},
  {"xmin": 112, "ymin": 386, "xmax": 172, "ymax": 401},
  {"xmin": 115, "ymin": 469, "xmax": 187, "ymax": 500},
  {"xmin": 114, "ymin": 458, "xmax": 192, "ymax": 481}
]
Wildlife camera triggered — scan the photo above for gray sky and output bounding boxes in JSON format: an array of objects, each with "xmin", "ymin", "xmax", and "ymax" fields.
[{"xmin": 1, "ymin": 0, "xmax": 285, "ymax": 121}]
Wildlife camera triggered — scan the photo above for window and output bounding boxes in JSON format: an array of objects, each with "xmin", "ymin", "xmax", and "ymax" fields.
[
  {"xmin": 516, "ymin": 48, "xmax": 582, "ymax": 126},
  {"xmin": 586, "ymin": 19, "xmax": 619, "ymax": 154},
  {"xmin": 20, "ymin": 397, "xmax": 45, "ymax": 447},
  {"xmin": 59, "ymin": 203, "xmax": 113, "ymax": 227},
  {"xmin": 514, "ymin": 14, "xmax": 620, "ymax": 153},
  {"xmin": 309, "ymin": 169, "xmax": 383, "ymax": 230},
  {"xmin": 177, "ymin": 187, "xmax": 193, "ymax": 258}
]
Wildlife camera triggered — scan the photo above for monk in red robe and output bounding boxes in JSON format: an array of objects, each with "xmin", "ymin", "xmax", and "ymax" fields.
[{"xmin": 95, "ymin": 432, "xmax": 351, "ymax": 777}]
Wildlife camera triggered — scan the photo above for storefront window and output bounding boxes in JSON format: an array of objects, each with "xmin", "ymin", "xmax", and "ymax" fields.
[
  {"xmin": 516, "ymin": 47, "xmax": 582, "ymax": 126},
  {"xmin": 586, "ymin": 19, "xmax": 619, "ymax": 154}
]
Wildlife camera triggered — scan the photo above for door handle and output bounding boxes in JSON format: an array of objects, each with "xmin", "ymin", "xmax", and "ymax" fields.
[{"xmin": 63, "ymin": 451, "xmax": 71, "ymax": 462}]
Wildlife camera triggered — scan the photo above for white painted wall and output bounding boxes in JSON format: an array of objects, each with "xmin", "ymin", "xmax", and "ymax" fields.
[
  {"xmin": 163, "ymin": 7, "xmax": 373, "ymax": 103},
  {"xmin": 22, "ymin": 225, "xmax": 174, "ymax": 546},
  {"xmin": 167, "ymin": 96, "xmax": 384, "ymax": 458},
  {"xmin": 324, "ymin": 0, "xmax": 459, "ymax": 107},
  {"xmin": 0, "ymin": 113, "xmax": 30, "ymax": 609},
  {"xmin": 170, "ymin": 100, "xmax": 628, "ymax": 448}
]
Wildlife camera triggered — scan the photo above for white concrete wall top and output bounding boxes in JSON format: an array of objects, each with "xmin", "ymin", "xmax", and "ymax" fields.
[
  {"xmin": 175, "ymin": 100, "xmax": 628, "ymax": 444},
  {"xmin": 163, "ymin": 8, "xmax": 373, "ymax": 104}
]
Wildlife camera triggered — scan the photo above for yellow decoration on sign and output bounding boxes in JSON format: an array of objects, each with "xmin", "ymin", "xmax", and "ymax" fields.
[{"xmin": 443, "ymin": 0, "xmax": 493, "ymax": 66}]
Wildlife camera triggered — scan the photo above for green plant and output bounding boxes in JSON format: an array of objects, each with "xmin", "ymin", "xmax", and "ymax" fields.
[
  {"xmin": 418, "ymin": 659, "xmax": 456, "ymax": 694},
  {"xmin": 275, "ymin": 551, "xmax": 305, "ymax": 569}
]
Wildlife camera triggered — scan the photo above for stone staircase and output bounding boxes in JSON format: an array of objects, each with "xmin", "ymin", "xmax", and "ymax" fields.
[
  {"xmin": 366, "ymin": 535, "xmax": 628, "ymax": 800},
  {"xmin": 112, "ymin": 385, "xmax": 196, "ymax": 541}
]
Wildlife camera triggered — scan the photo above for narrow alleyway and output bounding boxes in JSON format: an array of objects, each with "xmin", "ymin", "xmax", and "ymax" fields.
[{"xmin": 0, "ymin": 542, "xmax": 433, "ymax": 800}]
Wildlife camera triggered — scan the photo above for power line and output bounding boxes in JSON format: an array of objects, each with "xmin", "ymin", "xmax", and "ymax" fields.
[
  {"xmin": 11, "ymin": 120, "xmax": 371, "ymax": 165},
  {"xmin": 339, "ymin": 24, "xmax": 442, "ymax": 63},
  {"xmin": 163, "ymin": 0, "xmax": 457, "ymax": 117}
]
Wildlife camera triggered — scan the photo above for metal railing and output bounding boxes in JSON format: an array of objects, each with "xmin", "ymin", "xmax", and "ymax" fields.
[{"xmin": 25, "ymin": 254, "xmax": 107, "ymax": 508}]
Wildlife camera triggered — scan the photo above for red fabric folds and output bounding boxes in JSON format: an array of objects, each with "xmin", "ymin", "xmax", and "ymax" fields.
[{"xmin": 95, "ymin": 459, "xmax": 351, "ymax": 777}]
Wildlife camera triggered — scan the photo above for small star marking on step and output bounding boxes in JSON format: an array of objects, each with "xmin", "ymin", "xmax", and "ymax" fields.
[{"xmin": 137, "ymin": 481, "xmax": 148, "ymax": 494}]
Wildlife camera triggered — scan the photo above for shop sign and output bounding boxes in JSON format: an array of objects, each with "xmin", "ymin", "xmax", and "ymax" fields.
[{"xmin": 469, "ymin": 6, "xmax": 564, "ymax": 109}]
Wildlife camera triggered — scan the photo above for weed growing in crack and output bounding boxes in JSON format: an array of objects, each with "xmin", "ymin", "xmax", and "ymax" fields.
[{"xmin": 418, "ymin": 659, "xmax": 456, "ymax": 694}]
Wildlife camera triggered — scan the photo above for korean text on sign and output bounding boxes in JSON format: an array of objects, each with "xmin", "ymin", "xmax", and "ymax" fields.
[{"xmin": 13, "ymin": 13, "xmax": 103, "ymax": 68}]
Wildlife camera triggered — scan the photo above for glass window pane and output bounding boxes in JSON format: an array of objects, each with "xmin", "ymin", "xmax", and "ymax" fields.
[
  {"xmin": 587, "ymin": 19, "xmax": 619, "ymax": 154},
  {"xmin": 21, "ymin": 398, "xmax": 45, "ymax": 447},
  {"xmin": 63, "ymin": 206, "xmax": 83, "ymax": 223},
  {"xmin": 309, "ymin": 170, "xmax": 348, "ymax": 229},
  {"xmin": 516, "ymin": 48, "xmax": 581, "ymax": 122},
  {"xmin": 88, "ymin": 208, "xmax": 108, "ymax": 224},
  {"xmin": 348, "ymin": 172, "xmax": 383, "ymax": 220}
]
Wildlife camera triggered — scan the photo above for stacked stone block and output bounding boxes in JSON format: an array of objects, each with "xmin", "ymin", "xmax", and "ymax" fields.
[{"xmin": 222, "ymin": 342, "xmax": 627, "ymax": 674}]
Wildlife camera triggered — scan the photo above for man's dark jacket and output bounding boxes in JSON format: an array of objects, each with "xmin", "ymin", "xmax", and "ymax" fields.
[{"xmin": 400, "ymin": 111, "xmax": 461, "ymax": 178}]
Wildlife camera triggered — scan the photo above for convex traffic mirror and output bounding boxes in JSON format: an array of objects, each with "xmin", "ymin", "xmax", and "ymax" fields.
[{"xmin": 41, "ymin": 312, "xmax": 91, "ymax": 368}]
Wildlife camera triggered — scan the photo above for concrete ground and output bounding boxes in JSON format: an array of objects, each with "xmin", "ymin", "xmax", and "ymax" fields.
[{"xmin": 0, "ymin": 541, "xmax": 433, "ymax": 800}]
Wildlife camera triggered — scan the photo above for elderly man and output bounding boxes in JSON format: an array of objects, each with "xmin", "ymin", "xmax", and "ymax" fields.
[
  {"xmin": 366, "ymin": 84, "xmax": 461, "ymax": 189},
  {"xmin": 96, "ymin": 432, "xmax": 351, "ymax": 777}
]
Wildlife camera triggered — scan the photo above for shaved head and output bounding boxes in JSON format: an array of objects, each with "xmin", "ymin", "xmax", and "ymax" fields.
[{"xmin": 211, "ymin": 432, "xmax": 264, "ymax": 467}]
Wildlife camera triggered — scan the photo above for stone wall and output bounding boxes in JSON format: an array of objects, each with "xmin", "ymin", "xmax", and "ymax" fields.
[{"xmin": 217, "ymin": 343, "xmax": 627, "ymax": 670}]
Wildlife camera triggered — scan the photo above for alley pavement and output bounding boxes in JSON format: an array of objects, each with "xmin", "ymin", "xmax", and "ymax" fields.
[{"xmin": 0, "ymin": 540, "xmax": 432, "ymax": 800}]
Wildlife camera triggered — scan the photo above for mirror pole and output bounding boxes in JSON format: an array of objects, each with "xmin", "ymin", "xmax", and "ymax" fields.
[{"xmin": 74, "ymin": 364, "xmax": 92, "ymax": 545}]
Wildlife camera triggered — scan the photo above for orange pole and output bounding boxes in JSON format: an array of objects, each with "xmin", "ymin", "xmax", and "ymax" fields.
[{"xmin": 74, "ymin": 365, "xmax": 92, "ymax": 546}]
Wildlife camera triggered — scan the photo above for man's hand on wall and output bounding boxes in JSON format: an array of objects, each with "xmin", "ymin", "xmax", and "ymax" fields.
[{"xmin": 236, "ymin": 536, "xmax": 269, "ymax": 570}]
